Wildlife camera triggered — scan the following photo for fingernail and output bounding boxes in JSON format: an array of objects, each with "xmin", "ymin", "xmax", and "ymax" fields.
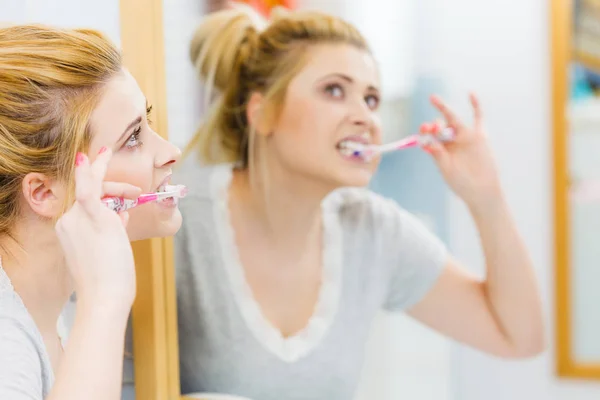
[
  {"xmin": 98, "ymin": 146, "xmax": 107, "ymax": 154},
  {"xmin": 75, "ymin": 152, "xmax": 85, "ymax": 166},
  {"xmin": 431, "ymin": 122, "xmax": 439, "ymax": 132}
]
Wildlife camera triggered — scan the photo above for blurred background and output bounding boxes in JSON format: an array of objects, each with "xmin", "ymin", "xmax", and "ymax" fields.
[{"xmin": 4, "ymin": 0, "xmax": 600, "ymax": 399}]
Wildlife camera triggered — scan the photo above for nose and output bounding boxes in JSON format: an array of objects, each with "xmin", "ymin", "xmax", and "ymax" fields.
[
  {"xmin": 349, "ymin": 100, "xmax": 375, "ymax": 128},
  {"xmin": 154, "ymin": 135, "xmax": 182, "ymax": 168}
]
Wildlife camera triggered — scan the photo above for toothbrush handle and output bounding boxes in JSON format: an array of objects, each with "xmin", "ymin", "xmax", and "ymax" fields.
[
  {"xmin": 376, "ymin": 137, "xmax": 419, "ymax": 154},
  {"xmin": 102, "ymin": 197, "xmax": 138, "ymax": 213},
  {"xmin": 375, "ymin": 128, "xmax": 453, "ymax": 155},
  {"xmin": 377, "ymin": 127, "xmax": 456, "ymax": 154},
  {"xmin": 417, "ymin": 127, "xmax": 456, "ymax": 146}
]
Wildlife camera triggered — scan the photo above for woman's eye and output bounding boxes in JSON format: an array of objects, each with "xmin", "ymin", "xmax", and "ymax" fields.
[
  {"xmin": 365, "ymin": 94, "xmax": 380, "ymax": 110},
  {"xmin": 146, "ymin": 105, "xmax": 153, "ymax": 125},
  {"xmin": 125, "ymin": 127, "xmax": 143, "ymax": 149},
  {"xmin": 324, "ymin": 83, "xmax": 344, "ymax": 99}
]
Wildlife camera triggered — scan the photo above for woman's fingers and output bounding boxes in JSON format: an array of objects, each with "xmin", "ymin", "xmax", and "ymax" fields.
[
  {"xmin": 118, "ymin": 211, "xmax": 130, "ymax": 228},
  {"xmin": 102, "ymin": 182, "xmax": 142, "ymax": 200},
  {"xmin": 430, "ymin": 94, "xmax": 469, "ymax": 135},
  {"xmin": 469, "ymin": 92, "xmax": 483, "ymax": 131},
  {"xmin": 89, "ymin": 147, "xmax": 112, "ymax": 198},
  {"xmin": 74, "ymin": 153, "xmax": 95, "ymax": 210}
]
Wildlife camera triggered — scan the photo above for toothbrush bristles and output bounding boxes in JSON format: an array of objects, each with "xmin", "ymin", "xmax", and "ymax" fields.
[
  {"xmin": 179, "ymin": 186, "xmax": 189, "ymax": 198},
  {"xmin": 159, "ymin": 184, "xmax": 188, "ymax": 200}
]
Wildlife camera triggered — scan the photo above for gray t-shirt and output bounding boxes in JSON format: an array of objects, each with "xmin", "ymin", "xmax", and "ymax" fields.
[
  {"xmin": 0, "ymin": 263, "xmax": 54, "ymax": 400},
  {"xmin": 174, "ymin": 163, "xmax": 448, "ymax": 400}
]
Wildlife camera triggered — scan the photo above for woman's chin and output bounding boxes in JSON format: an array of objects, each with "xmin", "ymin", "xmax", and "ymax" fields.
[
  {"xmin": 126, "ymin": 208, "xmax": 183, "ymax": 241},
  {"xmin": 334, "ymin": 169, "xmax": 374, "ymax": 189},
  {"xmin": 162, "ymin": 210, "xmax": 183, "ymax": 236}
]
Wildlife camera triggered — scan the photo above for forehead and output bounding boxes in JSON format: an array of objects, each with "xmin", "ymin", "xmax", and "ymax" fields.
[
  {"xmin": 89, "ymin": 68, "xmax": 146, "ymax": 143},
  {"xmin": 291, "ymin": 44, "xmax": 380, "ymax": 88}
]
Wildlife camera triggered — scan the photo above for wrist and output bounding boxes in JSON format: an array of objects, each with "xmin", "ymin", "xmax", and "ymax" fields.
[
  {"xmin": 467, "ymin": 193, "xmax": 510, "ymax": 224},
  {"xmin": 75, "ymin": 292, "xmax": 133, "ymax": 321}
]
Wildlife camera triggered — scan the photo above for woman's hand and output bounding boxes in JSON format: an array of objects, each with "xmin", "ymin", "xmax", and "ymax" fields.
[
  {"xmin": 55, "ymin": 148, "xmax": 141, "ymax": 309},
  {"xmin": 421, "ymin": 93, "xmax": 503, "ymax": 212}
]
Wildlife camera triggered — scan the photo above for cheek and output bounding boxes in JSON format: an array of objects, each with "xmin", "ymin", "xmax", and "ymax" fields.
[
  {"xmin": 276, "ymin": 98, "xmax": 341, "ymax": 147},
  {"xmin": 103, "ymin": 153, "xmax": 155, "ymax": 192}
]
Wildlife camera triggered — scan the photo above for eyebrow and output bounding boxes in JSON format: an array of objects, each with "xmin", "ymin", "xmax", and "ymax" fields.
[
  {"xmin": 319, "ymin": 73, "xmax": 380, "ymax": 92},
  {"xmin": 116, "ymin": 116, "xmax": 142, "ymax": 144}
]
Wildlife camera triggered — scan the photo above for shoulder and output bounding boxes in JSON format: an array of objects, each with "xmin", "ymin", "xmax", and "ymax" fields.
[
  {"xmin": 0, "ymin": 297, "xmax": 45, "ymax": 399},
  {"xmin": 0, "ymin": 314, "xmax": 42, "ymax": 360},
  {"xmin": 324, "ymin": 187, "xmax": 443, "ymax": 252},
  {"xmin": 0, "ymin": 292, "xmax": 45, "ymax": 361}
]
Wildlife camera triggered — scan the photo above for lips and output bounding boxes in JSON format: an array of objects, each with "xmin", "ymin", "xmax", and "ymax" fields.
[
  {"xmin": 155, "ymin": 174, "xmax": 172, "ymax": 192},
  {"xmin": 336, "ymin": 131, "xmax": 372, "ymax": 151}
]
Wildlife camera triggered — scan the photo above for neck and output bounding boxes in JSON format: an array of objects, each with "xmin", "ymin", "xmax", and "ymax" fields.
[
  {"xmin": 231, "ymin": 163, "xmax": 333, "ymax": 254},
  {"xmin": 0, "ymin": 218, "xmax": 72, "ymax": 337}
]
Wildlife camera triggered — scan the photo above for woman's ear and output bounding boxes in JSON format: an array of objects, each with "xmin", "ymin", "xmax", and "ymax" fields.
[
  {"xmin": 21, "ymin": 173, "xmax": 66, "ymax": 219},
  {"xmin": 247, "ymin": 91, "xmax": 272, "ymax": 137}
]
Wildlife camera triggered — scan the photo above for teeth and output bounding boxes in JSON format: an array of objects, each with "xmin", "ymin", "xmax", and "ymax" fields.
[
  {"xmin": 338, "ymin": 140, "xmax": 366, "ymax": 152},
  {"xmin": 339, "ymin": 147, "xmax": 354, "ymax": 157}
]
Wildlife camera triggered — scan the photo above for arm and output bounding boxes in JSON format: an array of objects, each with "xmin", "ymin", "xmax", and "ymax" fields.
[
  {"xmin": 407, "ymin": 199, "xmax": 544, "ymax": 358},
  {"xmin": 49, "ymin": 149, "xmax": 138, "ymax": 400},
  {"xmin": 47, "ymin": 301, "xmax": 129, "ymax": 400},
  {"xmin": 406, "ymin": 93, "xmax": 545, "ymax": 358}
]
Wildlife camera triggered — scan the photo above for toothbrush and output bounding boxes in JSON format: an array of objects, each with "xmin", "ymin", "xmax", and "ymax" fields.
[
  {"xmin": 102, "ymin": 184, "xmax": 188, "ymax": 213},
  {"xmin": 341, "ymin": 127, "xmax": 456, "ymax": 160}
]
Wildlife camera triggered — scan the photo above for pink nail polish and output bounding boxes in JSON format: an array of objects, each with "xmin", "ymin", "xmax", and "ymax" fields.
[
  {"xmin": 98, "ymin": 146, "xmax": 107, "ymax": 154},
  {"xmin": 75, "ymin": 153, "xmax": 84, "ymax": 166}
]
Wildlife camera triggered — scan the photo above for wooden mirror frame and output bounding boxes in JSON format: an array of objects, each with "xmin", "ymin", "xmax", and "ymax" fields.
[
  {"xmin": 553, "ymin": 0, "xmax": 600, "ymax": 379},
  {"xmin": 120, "ymin": 0, "xmax": 185, "ymax": 398}
]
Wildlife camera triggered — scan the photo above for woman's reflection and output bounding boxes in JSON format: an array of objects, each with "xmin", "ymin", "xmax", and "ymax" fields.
[{"xmin": 174, "ymin": 5, "xmax": 545, "ymax": 400}]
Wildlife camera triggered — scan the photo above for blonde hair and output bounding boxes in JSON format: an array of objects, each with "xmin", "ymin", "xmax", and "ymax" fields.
[
  {"xmin": 186, "ymin": 5, "xmax": 368, "ymax": 167},
  {"xmin": 0, "ymin": 24, "xmax": 122, "ymax": 235}
]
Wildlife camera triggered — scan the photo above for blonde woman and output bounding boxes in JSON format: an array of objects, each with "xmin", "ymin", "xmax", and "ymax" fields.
[
  {"xmin": 174, "ymin": 6, "xmax": 545, "ymax": 400},
  {"xmin": 0, "ymin": 25, "xmax": 181, "ymax": 399}
]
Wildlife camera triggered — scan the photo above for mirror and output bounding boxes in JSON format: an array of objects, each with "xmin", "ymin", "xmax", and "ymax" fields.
[
  {"xmin": 120, "ymin": 0, "xmax": 183, "ymax": 398},
  {"xmin": 554, "ymin": 0, "xmax": 600, "ymax": 379},
  {"xmin": 159, "ymin": 1, "xmax": 447, "ymax": 399}
]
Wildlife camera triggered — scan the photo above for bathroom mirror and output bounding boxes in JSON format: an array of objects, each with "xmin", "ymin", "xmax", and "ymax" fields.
[
  {"xmin": 554, "ymin": 0, "xmax": 600, "ymax": 379},
  {"xmin": 127, "ymin": 0, "xmax": 427, "ymax": 398},
  {"xmin": 120, "ymin": 0, "xmax": 184, "ymax": 398}
]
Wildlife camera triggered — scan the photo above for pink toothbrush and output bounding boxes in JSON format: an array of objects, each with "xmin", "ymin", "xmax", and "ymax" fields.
[
  {"xmin": 340, "ymin": 127, "xmax": 456, "ymax": 160},
  {"xmin": 102, "ymin": 184, "xmax": 188, "ymax": 213}
]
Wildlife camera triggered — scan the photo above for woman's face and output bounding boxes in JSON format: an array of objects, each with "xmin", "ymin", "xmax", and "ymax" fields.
[
  {"xmin": 263, "ymin": 43, "xmax": 382, "ymax": 189},
  {"xmin": 87, "ymin": 69, "xmax": 182, "ymax": 241}
]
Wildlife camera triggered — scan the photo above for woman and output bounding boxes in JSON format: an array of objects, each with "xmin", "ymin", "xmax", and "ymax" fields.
[
  {"xmin": 174, "ymin": 5, "xmax": 545, "ymax": 400},
  {"xmin": 0, "ymin": 25, "xmax": 181, "ymax": 399}
]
